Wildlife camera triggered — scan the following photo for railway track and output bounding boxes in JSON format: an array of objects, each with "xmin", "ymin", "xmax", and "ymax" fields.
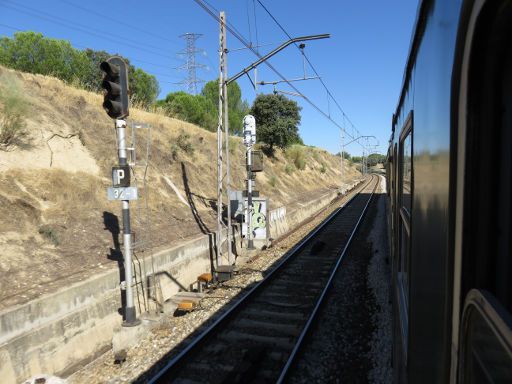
[{"xmin": 144, "ymin": 175, "xmax": 379, "ymax": 384}]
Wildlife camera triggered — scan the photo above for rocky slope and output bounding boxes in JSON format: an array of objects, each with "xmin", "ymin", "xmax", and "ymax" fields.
[{"xmin": 0, "ymin": 65, "xmax": 361, "ymax": 309}]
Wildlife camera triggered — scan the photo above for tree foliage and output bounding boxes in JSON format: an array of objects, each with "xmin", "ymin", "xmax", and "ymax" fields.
[
  {"xmin": 250, "ymin": 93, "xmax": 302, "ymax": 152},
  {"xmin": 0, "ymin": 73, "xmax": 28, "ymax": 149},
  {"xmin": 350, "ymin": 154, "xmax": 385, "ymax": 166},
  {"xmin": 367, "ymin": 153, "xmax": 386, "ymax": 166},
  {"xmin": 0, "ymin": 31, "xmax": 160, "ymax": 108},
  {"xmin": 201, "ymin": 80, "xmax": 249, "ymax": 134},
  {"xmin": 156, "ymin": 92, "xmax": 216, "ymax": 130},
  {"xmin": 157, "ymin": 79, "xmax": 248, "ymax": 133}
]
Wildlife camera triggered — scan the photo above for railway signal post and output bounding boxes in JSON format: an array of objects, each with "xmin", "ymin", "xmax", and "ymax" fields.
[
  {"xmin": 216, "ymin": 11, "xmax": 234, "ymax": 267},
  {"xmin": 101, "ymin": 57, "xmax": 140, "ymax": 327},
  {"xmin": 243, "ymin": 115, "xmax": 257, "ymax": 250}
]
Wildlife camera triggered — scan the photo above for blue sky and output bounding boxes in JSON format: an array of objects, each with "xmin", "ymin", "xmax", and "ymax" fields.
[{"xmin": 0, "ymin": 0, "xmax": 419, "ymax": 156}]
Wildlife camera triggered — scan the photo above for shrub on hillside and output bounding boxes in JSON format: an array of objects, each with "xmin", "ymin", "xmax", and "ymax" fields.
[
  {"xmin": 176, "ymin": 132, "xmax": 194, "ymax": 155},
  {"xmin": 250, "ymin": 93, "xmax": 302, "ymax": 154},
  {"xmin": 157, "ymin": 79, "xmax": 249, "ymax": 134},
  {"xmin": 286, "ymin": 144, "xmax": 306, "ymax": 170},
  {"xmin": 0, "ymin": 32, "xmax": 159, "ymax": 107},
  {"xmin": 0, "ymin": 74, "xmax": 28, "ymax": 150},
  {"xmin": 38, "ymin": 225, "xmax": 60, "ymax": 246}
]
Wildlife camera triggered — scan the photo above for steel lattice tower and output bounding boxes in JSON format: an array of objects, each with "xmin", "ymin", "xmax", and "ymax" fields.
[{"xmin": 176, "ymin": 33, "xmax": 206, "ymax": 94}]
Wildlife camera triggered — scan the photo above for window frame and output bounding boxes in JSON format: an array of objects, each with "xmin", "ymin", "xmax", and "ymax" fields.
[{"xmin": 397, "ymin": 111, "xmax": 413, "ymax": 357}]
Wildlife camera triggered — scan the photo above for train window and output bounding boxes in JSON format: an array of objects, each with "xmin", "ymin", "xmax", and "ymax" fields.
[
  {"xmin": 397, "ymin": 112, "xmax": 413, "ymax": 349},
  {"xmin": 401, "ymin": 133, "xmax": 412, "ymax": 216},
  {"xmin": 459, "ymin": 290, "xmax": 512, "ymax": 384}
]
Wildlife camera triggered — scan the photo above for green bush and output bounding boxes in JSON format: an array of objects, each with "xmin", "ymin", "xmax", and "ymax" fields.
[
  {"xmin": 228, "ymin": 137, "xmax": 239, "ymax": 154},
  {"xmin": 170, "ymin": 144, "xmax": 179, "ymax": 161},
  {"xmin": 0, "ymin": 74, "xmax": 28, "ymax": 149},
  {"xmin": 176, "ymin": 132, "xmax": 194, "ymax": 155},
  {"xmin": 157, "ymin": 79, "xmax": 249, "ymax": 134},
  {"xmin": 320, "ymin": 163, "xmax": 327, "ymax": 173},
  {"xmin": 286, "ymin": 144, "xmax": 306, "ymax": 170},
  {"xmin": 250, "ymin": 93, "xmax": 302, "ymax": 152},
  {"xmin": 0, "ymin": 32, "xmax": 159, "ymax": 107},
  {"xmin": 38, "ymin": 225, "xmax": 60, "ymax": 246},
  {"xmin": 285, "ymin": 164, "xmax": 294, "ymax": 175},
  {"xmin": 269, "ymin": 175, "xmax": 277, "ymax": 187}
]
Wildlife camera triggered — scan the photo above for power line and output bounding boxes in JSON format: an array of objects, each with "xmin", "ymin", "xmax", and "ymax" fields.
[
  {"xmin": 255, "ymin": 0, "xmax": 362, "ymax": 138},
  {"xmin": 0, "ymin": 1, "xmax": 181, "ymax": 62},
  {"xmin": 3, "ymin": 0, "xmax": 161, "ymax": 53},
  {"xmin": 192, "ymin": 0, "xmax": 365, "ymax": 145},
  {"xmin": 175, "ymin": 33, "xmax": 206, "ymax": 94},
  {"xmin": 57, "ymin": 0, "xmax": 181, "ymax": 47},
  {"xmin": 245, "ymin": 0, "xmax": 253, "ymax": 46},
  {"xmin": 0, "ymin": 23, "xmax": 179, "ymax": 83},
  {"xmin": 252, "ymin": 0, "xmax": 260, "ymax": 52},
  {"xmin": 201, "ymin": 0, "xmax": 251, "ymax": 46}
]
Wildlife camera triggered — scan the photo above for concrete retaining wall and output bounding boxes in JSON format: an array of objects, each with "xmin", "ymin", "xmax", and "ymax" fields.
[
  {"xmin": 268, "ymin": 180, "xmax": 363, "ymax": 240},
  {"xmin": 0, "ymin": 234, "xmax": 217, "ymax": 383},
  {"xmin": 0, "ymin": 182, "xmax": 363, "ymax": 383}
]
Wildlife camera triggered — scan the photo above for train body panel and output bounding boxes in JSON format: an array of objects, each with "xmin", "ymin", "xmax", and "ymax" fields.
[{"xmin": 387, "ymin": 0, "xmax": 512, "ymax": 382}]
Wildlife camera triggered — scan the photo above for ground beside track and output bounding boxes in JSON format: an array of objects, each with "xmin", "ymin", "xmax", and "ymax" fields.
[
  {"xmin": 288, "ymin": 177, "xmax": 392, "ymax": 384},
  {"xmin": 67, "ymin": 181, "xmax": 369, "ymax": 384}
]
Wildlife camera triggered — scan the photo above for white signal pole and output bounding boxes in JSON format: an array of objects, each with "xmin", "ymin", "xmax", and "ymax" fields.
[
  {"xmin": 217, "ymin": 11, "xmax": 233, "ymax": 267},
  {"xmin": 243, "ymin": 115, "xmax": 256, "ymax": 250},
  {"xmin": 116, "ymin": 118, "xmax": 139, "ymax": 327}
]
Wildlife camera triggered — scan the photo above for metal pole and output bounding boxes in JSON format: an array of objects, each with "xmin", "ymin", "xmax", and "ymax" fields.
[
  {"xmin": 226, "ymin": 34, "xmax": 330, "ymax": 85},
  {"xmin": 340, "ymin": 129, "xmax": 344, "ymax": 191},
  {"xmin": 216, "ymin": 12, "xmax": 225, "ymax": 268},
  {"xmin": 116, "ymin": 118, "xmax": 139, "ymax": 327},
  {"xmin": 247, "ymin": 146, "xmax": 254, "ymax": 249},
  {"xmin": 222, "ymin": 15, "xmax": 233, "ymax": 265},
  {"xmin": 363, "ymin": 148, "xmax": 366, "ymax": 174},
  {"xmin": 254, "ymin": 68, "xmax": 258, "ymax": 94}
]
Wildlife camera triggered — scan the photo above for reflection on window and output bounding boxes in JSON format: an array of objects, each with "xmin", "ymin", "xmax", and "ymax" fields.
[
  {"xmin": 399, "ymin": 221, "xmax": 410, "ymax": 298},
  {"xmin": 402, "ymin": 133, "xmax": 412, "ymax": 215},
  {"xmin": 461, "ymin": 296, "xmax": 512, "ymax": 383},
  {"xmin": 397, "ymin": 119, "xmax": 412, "ymax": 346}
]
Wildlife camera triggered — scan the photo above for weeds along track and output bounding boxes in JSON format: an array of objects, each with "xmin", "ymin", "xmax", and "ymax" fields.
[{"xmin": 143, "ymin": 175, "xmax": 379, "ymax": 384}]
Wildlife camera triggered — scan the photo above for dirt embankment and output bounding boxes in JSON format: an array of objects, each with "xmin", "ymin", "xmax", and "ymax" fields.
[{"xmin": 0, "ymin": 66, "xmax": 361, "ymax": 309}]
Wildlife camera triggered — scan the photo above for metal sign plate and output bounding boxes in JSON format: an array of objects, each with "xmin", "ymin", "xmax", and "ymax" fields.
[
  {"xmin": 242, "ymin": 197, "xmax": 268, "ymax": 240},
  {"xmin": 107, "ymin": 187, "xmax": 138, "ymax": 201},
  {"xmin": 112, "ymin": 165, "xmax": 130, "ymax": 187}
]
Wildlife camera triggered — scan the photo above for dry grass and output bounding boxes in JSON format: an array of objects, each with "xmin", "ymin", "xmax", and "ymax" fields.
[
  {"xmin": 0, "ymin": 65, "xmax": 363, "ymax": 307},
  {"xmin": 0, "ymin": 71, "xmax": 29, "ymax": 149}
]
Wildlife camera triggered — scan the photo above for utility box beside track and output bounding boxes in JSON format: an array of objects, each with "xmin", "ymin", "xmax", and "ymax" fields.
[{"xmin": 249, "ymin": 150, "xmax": 264, "ymax": 172}]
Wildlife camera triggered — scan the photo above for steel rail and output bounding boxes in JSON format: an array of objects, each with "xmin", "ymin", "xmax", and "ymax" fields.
[
  {"xmin": 277, "ymin": 174, "xmax": 380, "ymax": 383},
  {"xmin": 146, "ymin": 175, "xmax": 377, "ymax": 383}
]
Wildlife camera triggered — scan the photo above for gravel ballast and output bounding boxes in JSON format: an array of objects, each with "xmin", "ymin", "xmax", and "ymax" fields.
[{"xmin": 67, "ymin": 183, "xmax": 368, "ymax": 384}]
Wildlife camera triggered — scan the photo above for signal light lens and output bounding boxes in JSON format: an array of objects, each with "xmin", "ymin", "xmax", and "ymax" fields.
[
  {"xmin": 102, "ymin": 80, "xmax": 121, "ymax": 96},
  {"xmin": 103, "ymin": 100, "xmax": 123, "ymax": 118},
  {"xmin": 100, "ymin": 62, "xmax": 119, "ymax": 78},
  {"xmin": 100, "ymin": 57, "xmax": 129, "ymax": 119}
]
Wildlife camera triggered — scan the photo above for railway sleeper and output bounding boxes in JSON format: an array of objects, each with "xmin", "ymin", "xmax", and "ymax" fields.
[
  {"xmin": 217, "ymin": 330, "xmax": 295, "ymax": 350},
  {"xmin": 181, "ymin": 348, "xmax": 284, "ymax": 384},
  {"xmin": 279, "ymin": 269, "xmax": 331, "ymax": 279},
  {"xmin": 253, "ymin": 297, "xmax": 315, "ymax": 309},
  {"xmin": 258, "ymin": 287, "xmax": 322, "ymax": 301},
  {"xmin": 269, "ymin": 278, "xmax": 324, "ymax": 289},
  {"xmin": 230, "ymin": 318, "xmax": 302, "ymax": 336},
  {"xmin": 253, "ymin": 297, "xmax": 309, "ymax": 309},
  {"xmin": 298, "ymin": 255, "xmax": 339, "ymax": 262},
  {"xmin": 242, "ymin": 307, "xmax": 306, "ymax": 321}
]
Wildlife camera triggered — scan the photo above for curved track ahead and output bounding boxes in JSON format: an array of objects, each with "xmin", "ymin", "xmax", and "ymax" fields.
[{"xmin": 145, "ymin": 175, "xmax": 379, "ymax": 384}]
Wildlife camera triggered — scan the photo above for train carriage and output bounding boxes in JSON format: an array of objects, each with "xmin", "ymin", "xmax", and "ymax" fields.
[{"xmin": 387, "ymin": 0, "xmax": 512, "ymax": 382}]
